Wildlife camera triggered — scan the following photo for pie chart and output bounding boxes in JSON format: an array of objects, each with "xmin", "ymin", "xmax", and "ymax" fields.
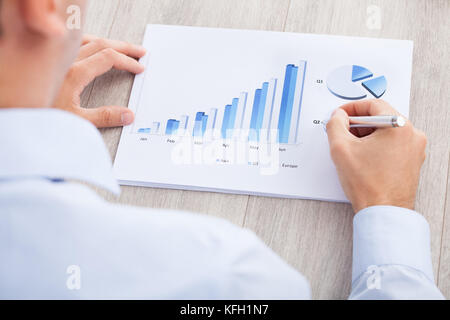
[{"xmin": 327, "ymin": 65, "xmax": 387, "ymax": 100}]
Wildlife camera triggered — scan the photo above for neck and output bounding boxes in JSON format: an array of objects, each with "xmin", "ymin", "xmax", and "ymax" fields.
[{"xmin": 0, "ymin": 37, "xmax": 61, "ymax": 109}]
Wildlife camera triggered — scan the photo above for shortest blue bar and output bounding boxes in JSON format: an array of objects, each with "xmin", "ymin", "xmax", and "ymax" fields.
[{"xmin": 138, "ymin": 128, "xmax": 151, "ymax": 134}]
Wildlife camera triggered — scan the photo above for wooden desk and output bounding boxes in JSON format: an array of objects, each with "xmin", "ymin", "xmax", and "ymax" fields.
[{"xmin": 82, "ymin": 0, "xmax": 450, "ymax": 299}]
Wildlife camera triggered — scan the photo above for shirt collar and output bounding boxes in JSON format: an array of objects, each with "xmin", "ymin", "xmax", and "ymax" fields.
[{"xmin": 0, "ymin": 108, "xmax": 120, "ymax": 195}]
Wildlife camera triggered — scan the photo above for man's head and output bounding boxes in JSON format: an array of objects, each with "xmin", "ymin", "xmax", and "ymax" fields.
[{"xmin": 0, "ymin": 0, "xmax": 87, "ymax": 109}]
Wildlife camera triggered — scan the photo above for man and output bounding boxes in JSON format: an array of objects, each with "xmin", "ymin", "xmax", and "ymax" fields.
[{"xmin": 0, "ymin": 0, "xmax": 444, "ymax": 299}]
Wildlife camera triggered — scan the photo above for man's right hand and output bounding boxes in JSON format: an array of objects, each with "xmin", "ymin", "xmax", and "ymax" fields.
[{"xmin": 326, "ymin": 100, "xmax": 427, "ymax": 213}]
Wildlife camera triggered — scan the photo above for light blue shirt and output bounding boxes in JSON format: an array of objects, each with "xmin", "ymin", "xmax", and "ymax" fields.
[{"xmin": 0, "ymin": 109, "xmax": 444, "ymax": 299}]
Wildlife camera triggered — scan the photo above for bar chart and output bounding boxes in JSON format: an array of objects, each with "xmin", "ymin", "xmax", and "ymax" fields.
[
  {"xmin": 115, "ymin": 24, "xmax": 413, "ymax": 201},
  {"xmin": 136, "ymin": 61, "xmax": 307, "ymax": 145}
]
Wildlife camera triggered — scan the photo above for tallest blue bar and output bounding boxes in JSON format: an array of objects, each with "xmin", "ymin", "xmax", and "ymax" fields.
[{"xmin": 278, "ymin": 64, "xmax": 298, "ymax": 143}]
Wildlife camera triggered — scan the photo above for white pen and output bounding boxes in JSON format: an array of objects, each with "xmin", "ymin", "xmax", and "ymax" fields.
[{"xmin": 348, "ymin": 115, "xmax": 407, "ymax": 128}]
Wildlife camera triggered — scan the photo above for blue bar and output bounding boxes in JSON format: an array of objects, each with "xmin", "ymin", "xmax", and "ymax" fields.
[
  {"xmin": 221, "ymin": 105, "xmax": 232, "ymax": 139},
  {"xmin": 249, "ymin": 89, "xmax": 262, "ymax": 141},
  {"xmin": 227, "ymin": 98, "xmax": 239, "ymax": 138},
  {"xmin": 201, "ymin": 115, "xmax": 208, "ymax": 136},
  {"xmin": 220, "ymin": 99, "xmax": 239, "ymax": 139},
  {"xmin": 172, "ymin": 121, "xmax": 180, "ymax": 135},
  {"xmin": 253, "ymin": 82, "xmax": 269, "ymax": 141},
  {"xmin": 166, "ymin": 119, "xmax": 178, "ymax": 136},
  {"xmin": 193, "ymin": 112, "xmax": 205, "ymax": 137},
  {"xmin": 284, "ymin": 66, "xmax": 298, "ymax": 141},
  {"xmin": 278, "ymin": 65, "xmax": 298, "ymax": 143},
  {"xmin": 266, "ymin": 79, "xmax": 278, "ymax": 132},
  {"xmin": 291, "ymin": 62, "xmax": 307, "ymax": 143},
  {"xmin": 278, "ymin": 65, "xmax": 294, "ymax": 142},
  {"xmin": 151, "ymin": 122, "xmax": 161, "ymax": 135},
  {"xmin": 138, "ymin": 128, "xmax": 151, "ymax": 134},
  {"xmin": 237, "ymin": 93, "xmax": 248, "ymax": 130},
  {"xmin": 195, "ymin": 112, "xmax": 205, "ymax": 122},
  {"xmin": 180, "ymin": 115, "xmax": 189, "ymax": 130},
  {"xmin": 165, "ymin": 120, "xmax": 171, "ymax": 135},
  {"xmin": 209, "ymin": 109, "xmax": 218, "ymax": 130}
]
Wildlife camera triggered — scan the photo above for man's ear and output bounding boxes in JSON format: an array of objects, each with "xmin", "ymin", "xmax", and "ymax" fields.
[{"xmin": 19, "ymin": 0, "xmax": 66, "ymax": 37}]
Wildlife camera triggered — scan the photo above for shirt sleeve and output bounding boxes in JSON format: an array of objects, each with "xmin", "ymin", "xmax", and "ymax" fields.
[{"xmin": 349, "ymin": 206, "xmax": 444, "ymax": 299}]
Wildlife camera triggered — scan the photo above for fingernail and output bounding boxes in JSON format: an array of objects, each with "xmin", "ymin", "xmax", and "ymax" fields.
[
  {"xmin": 121, "ymin": 112, "xmax": 134, "ymax": 125},
  {"xmin": 137, "ymin": 45, "xmax": 146, "ymax": 54}
]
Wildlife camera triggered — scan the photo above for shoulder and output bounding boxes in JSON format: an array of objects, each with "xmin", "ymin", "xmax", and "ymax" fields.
[{"xmin": 0, "ymin": 179, "xmax": 309, "ymax": 299}]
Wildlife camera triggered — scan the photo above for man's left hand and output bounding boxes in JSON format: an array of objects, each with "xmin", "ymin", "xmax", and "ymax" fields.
[{"xmin": 52, "ymin": 35, "xmax": 146, "ymax": 128}]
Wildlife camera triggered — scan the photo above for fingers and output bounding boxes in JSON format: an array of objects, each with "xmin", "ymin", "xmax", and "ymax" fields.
[
  {"xmin": 339, "ymin": 99, "xmax": 413, "ymax": 137},
  {"xmin": 61, "ymin": 35, "xmax": 145, "ymax": 129},
  {"xmin": 79, "ymin": 106, "xmax": 135, "ymax": 128},
  {"xmin": 326, "ymin": 108, "xmax": 356, "ymax": 146},
  {"xmin": 78, "ymin": 36, "xmax": 146, "ymax": 61},
  {"xmin": 340, "ymin": 99, "xmax": 401, "ymax": 117},
  {"xmin": 70, "ymin": 48, "xmax": 145, "ymax": 90},
  {"xmin": 82, "ymin": 34, "xmax": 97, "ymax": 45},
  {"xmin": 414, "ymin": 129, "xmax": 428, "ymax": 163}
]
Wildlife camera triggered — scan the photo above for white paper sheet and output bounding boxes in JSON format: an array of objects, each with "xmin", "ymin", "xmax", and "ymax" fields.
[{"xmin": 113, "ymin": 24, "xmax": 413, "ymax": 202}]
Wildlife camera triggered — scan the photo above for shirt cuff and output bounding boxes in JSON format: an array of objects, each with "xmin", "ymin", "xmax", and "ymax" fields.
[{"xmin": 352, "ymin": 205, "xmax": 434, "ymax": 283}]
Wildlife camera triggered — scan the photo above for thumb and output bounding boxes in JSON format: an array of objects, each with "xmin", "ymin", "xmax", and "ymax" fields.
[
  {"xmin": 80, "ymin": 106, "xmax": 135, "ymax": 128},
  {"xmin": 326, "ymin": 108, "xmax": 353, "ymax": 144}
]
